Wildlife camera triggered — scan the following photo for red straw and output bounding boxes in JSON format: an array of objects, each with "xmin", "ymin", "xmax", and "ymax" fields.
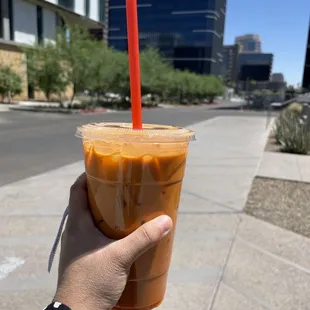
[{"xmin": 126, "ymin": 0, "xmax": 142, "ymax": 129}]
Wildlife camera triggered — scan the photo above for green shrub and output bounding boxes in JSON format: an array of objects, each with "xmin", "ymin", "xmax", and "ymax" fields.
[
  {"xmin": 275, "ymin": 109, "xmax": 310, "ymax": 154},
  {"xmin": 0, "ymin": 65, "xmax": 22, "ymax": 102},
  {"xmin": 287, "ymin": 102, "xmax": 303, "ymax": 115},
  {"xmin": 274, "ymin": 109, "xmax": 289, "ymax": 144}
]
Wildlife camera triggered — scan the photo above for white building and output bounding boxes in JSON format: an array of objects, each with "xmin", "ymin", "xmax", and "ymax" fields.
[{"xmin": 0, "ymin": 0, "xmax": 106, "ymax": 100}]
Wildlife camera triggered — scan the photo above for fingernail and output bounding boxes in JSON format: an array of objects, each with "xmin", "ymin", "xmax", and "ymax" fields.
[{"xmin": 154, "ymin": 215, "xmax": 172, "ymax": 234}]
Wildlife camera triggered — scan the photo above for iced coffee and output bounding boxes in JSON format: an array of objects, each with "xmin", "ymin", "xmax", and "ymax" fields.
[{"xmin": 77, "ymin": 123, "xmax": 194, "ymax": 310}]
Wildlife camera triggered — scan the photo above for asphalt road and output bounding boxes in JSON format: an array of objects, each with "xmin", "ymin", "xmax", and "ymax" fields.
[{"xmin": 0, "ymin": 106, "xmax": 274, "ymax": 186}]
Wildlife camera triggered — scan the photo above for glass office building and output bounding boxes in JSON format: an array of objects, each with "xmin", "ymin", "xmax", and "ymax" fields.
[
  {"xmin": 238, "ymin": 53, "xmax": 273, "ymax": 81},
  {"xmin": 235, "ymin": 34, "xmax": 262, "ymax": 53},
  {"xmin": 58, "ymin": 0, "xmax": 74, "ymax": 10},
  {"xmin": 302, "ymin": 24, "xmax": 310, "ymax": 90},
  {"xmin": 108, "ymin": 0, "xmax": 227, "ymax": 75},
  {"xmin": 222, "ymin": 44, "xmax": 239, "ymax": 84}
]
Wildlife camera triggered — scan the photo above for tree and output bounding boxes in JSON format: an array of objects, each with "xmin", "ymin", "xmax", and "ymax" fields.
[
  {"xmin": 174, "ymin": 70, "xmax": 194, "ymax": 104},
  {"xmin": 87, "ymin": 42, "xmax": 114, "ymax": 95},
  {"xmin": 251, "ymin": 89, "xmax": 273, "ymax": 109},
  {"xmin": 85, "ymin": 44, "xmax": 131, "ymax": 108},
  {"xmin": 0, "ymin": 64, "xmax": 22, "ymax": 103},
  {"xmin": 26, "ymin": 43, "xmax": 68, "ymax": 100},
  {"xmin": 56, "ymin": 26, "xmax": 99, "ymax": 102},
  {"xmin": 160, "ymin": 69, "xmax": 183, "ymax": 103},
  {"xmin": 108, "ymin": 50, "xmax": 130, "ymax": 105},
  {"xmin": 140, "ymin": 48, "xmax": 173, "ymax": 96},
  {"xmin": 286, "ymin": 85, "xmax": 296, "ymax": 99},
  {"xmin": 19, "ymin": 26, "xmax": 228, "ymax": 108},
  {"xmin": 204, "ymin": 75, "xmax": 225, "ymax": 103}
]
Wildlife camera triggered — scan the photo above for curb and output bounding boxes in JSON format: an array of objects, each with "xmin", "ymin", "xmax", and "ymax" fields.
[
  {"xmin": 9, "ymin": 106, "xmax": 115, "ymax": 115},
  {"xmin": 79, "ymin": 108, "xmax": 109, "ymax": 114},
  {"xmin": 9, "ymin": 106, "xmax": 78, "ymax": 114},
  {"xmin": 254, "ymin": 116, "xmax": 276, "ymax": 178}
]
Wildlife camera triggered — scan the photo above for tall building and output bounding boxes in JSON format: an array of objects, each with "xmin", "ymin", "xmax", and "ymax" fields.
[
  {"xmin": 271, "ymin": 73, "xmax": 285, "ymax": 83},
  {"xmin": 108, "ymin": 0, "xmax": 227, "ymax": 75},
  {"xmin": 302, "ymin": 22, "xmax": 310, "ymax": 90},
  {"xmin": 0, "ymin": 0, "xmax": 105, "ymax": 100},
  {"xmin": 235, "ymin": 34, "xmax": 262, "ymax": 53},
  {"xmin": 237, "ymin": 53, "xmax": 273, "ymax": 90},
  {"xmin": 222, "ymin": 44, "xmax": 239, "ymax": 84}
]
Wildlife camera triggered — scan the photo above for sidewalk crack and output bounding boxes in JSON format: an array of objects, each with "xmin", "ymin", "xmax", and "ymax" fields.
[
  {"xmin": 183, "ymin": 190, "xmax": 240, "ymax": 213},
  {"xmin": 237, "ymin": 237, "xmax": 310, "ymax": 275},
  {"xmin": 207, "ymin": 216, "xmax": 242, "ymax": 310},
  {"xmin": 223, "ymin": 280, "xmax": 278, "ymax": 310}
]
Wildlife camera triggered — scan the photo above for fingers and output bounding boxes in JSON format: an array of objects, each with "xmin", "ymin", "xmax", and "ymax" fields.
[
  {"xmin": 113, "ymin": 215, "xmax": 173, "ymax": 267},
  {"xmin": 67, "ymin": 173, "xmax": 94, "ymax": 229},
  {"xmin": 69, "ymin": 173, "xmax": 87, "ymax": 210}
]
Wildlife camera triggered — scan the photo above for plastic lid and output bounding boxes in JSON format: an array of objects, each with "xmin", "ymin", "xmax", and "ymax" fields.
[{"xmin": 76, "ymin": 123, "xmax": 195, "ymax": 143}]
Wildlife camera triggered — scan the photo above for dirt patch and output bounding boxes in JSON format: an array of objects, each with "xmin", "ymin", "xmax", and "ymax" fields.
[{"xmin": 245, "ymin": 177, "xmax": 310, "ymax": 238}]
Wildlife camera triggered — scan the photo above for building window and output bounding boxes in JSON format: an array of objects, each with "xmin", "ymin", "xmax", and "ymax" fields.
[
  {"xmin": 99, "ymin": 0, "xmax": 105, "ymax": 22},
  {"xmin": 0, "ymin": 0, "xmax": 2, "ymax": 38},
  {"xmin": 8, "ymin": 0, "xmax": 14, "ymax": 40},
  {"xmin": 85, "ymin": 0, "xmax": 90, "ymax": 17},
  {"xmin": 37, "ymin": 6, "xmax": 43, "ymax": 43},
  {"xmin": 58, "ymin": 0, "xmax": 74, "ymax": 11}
]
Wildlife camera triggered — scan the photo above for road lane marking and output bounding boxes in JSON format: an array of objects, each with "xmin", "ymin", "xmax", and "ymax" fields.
[{"xmin": 0, "ymin": 257, "xmax": 25, "ymax": 280}]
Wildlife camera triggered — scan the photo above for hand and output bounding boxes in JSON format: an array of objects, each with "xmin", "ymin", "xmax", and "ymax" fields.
[{"xmin": 54, "ymin": 173, "xmax": 172, "ymax": 310}]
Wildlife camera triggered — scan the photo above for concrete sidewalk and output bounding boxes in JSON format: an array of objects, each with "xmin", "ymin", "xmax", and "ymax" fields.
[
  {"xmin": 0, "ymin": 116, "xmax": 309, "ymax": 309},
  {"xmin": 257, "ymin": 151, "xmax": 310, "ymax": 183}
]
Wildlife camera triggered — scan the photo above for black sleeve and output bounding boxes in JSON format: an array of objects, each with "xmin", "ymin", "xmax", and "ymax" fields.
[{"xmin": 44, "ymin": 302, "xmax": 71, "ymax": 310}]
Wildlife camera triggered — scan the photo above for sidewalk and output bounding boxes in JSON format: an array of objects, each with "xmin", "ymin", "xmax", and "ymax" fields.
[
  {"xmin": 0, "ymin": 103, "xmax": 13, "ymax": 112},
  {"xmin": 0, "ymin": 116, "xmax": 309, "ymax": 309},
  {"xmin": 257, "ymin": 151, "xmax": 310, "ymax": 183}
]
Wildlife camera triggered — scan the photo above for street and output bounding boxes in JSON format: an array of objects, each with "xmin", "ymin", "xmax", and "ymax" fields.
[{"xmin": 0, "ymin": 107, "xmax": 272, "ymax": 186}]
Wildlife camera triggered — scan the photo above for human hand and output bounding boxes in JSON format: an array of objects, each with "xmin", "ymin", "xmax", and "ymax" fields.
[{"xmin": 53, "ymin": 173, "xmax": 172, "ymax": 310}]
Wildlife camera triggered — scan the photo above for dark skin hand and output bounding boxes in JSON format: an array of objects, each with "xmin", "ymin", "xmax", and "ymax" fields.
[{"xmin": 54, "ymin": 173, "xmax": 173, "ymax": 310}]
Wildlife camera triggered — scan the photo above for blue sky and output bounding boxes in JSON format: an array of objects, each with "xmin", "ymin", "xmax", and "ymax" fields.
[{"xmin": 224, "ymin": 0, "xmax": 310, "ymax": 86}]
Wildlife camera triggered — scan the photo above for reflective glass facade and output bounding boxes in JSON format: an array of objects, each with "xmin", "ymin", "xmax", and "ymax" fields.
[
  {"xmin": 302, "ymin": 24, "xmax": 310, "ymax": 89},
  {"xmin": 235, "ymin": 35, "xmax": 261, "ymax": 53},
  {"xmin": 58, "ymin": 0, "xmax": 74, "ymax": 11},
  {"xmin": 222, "ymin": 44, "xmax": 239, "ymax": 83},
  {"xmin": 85, "ymin": 0, "xmax": 90, "ymax": 17},
  {"xmin": 237, "ymin": 53, "xmax": 273, "ymax": 81},
  {"xmin": 108, "ymin": 0, "xmax": 226, "ymax": 75},
  {"xmin": 99, "ymin": 0, "xmax": 106, "ymax": 22}
]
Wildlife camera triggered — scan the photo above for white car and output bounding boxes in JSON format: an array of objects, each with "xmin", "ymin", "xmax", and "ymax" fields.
[{"xmin": 270, "ymin": 102, "xmax": 284, "ymax": 108}]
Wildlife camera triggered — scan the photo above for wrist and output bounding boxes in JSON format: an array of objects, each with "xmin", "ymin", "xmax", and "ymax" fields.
[
  {"xmin": 46, "ymin": 302, "xmax": 72, "ymax": 310},
  {"xmin": 54, "ymin": 289, "xmax": 108, "ymax": 310}
]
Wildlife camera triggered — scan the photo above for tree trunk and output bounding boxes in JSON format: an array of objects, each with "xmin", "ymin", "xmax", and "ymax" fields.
[
  {"xmin": 70, "ymin": 84, "xmax": 76, "ymax": 104},
  {"xmin": 46, "ymin": 91, "xmax": 51, "ymax": 102},
  {"xmin": 7, "ymin": 91, "xmax": 12, "ymax": 104}
]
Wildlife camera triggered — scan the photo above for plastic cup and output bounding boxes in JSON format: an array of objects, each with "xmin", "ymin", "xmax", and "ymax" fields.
[{"xmin": 76, "ymin": 123, "xmax": 195, "ymax": 310}]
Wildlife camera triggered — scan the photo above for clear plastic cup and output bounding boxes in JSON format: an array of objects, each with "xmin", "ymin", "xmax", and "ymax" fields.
[{"xmin": 76, "ymin": 123, "xmax": 195, "ymax": 310}]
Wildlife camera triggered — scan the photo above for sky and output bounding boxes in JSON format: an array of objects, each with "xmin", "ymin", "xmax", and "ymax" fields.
[{"xmin": 224, "ymin": 0, "xmax": 310, "ymax": 86}]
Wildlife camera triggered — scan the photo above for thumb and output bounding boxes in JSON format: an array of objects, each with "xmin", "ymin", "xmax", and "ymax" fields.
[{"xmin": 115, "ymin": 215, "xmax": 173, "ymax": 267}]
